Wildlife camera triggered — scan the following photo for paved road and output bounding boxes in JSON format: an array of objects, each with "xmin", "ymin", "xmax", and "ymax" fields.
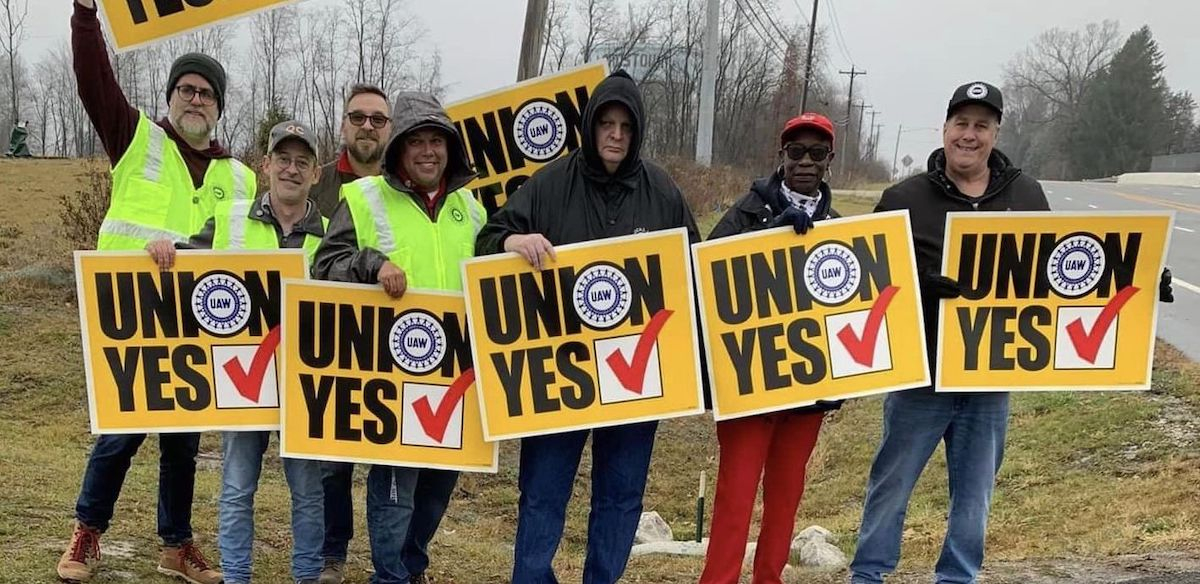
[{"xmin": 1041, "ymin": 180, "xmax": 1200, "ymax": 362}]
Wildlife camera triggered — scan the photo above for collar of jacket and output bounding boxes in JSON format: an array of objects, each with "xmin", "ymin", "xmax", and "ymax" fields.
[
  {"xmin": 252, "ymin": 193, "xmax": 326, "ymax": 236},
  {"xmin": 925, "ymin": 147, "xmax": 1022, "ymax": 204},
  {"xmin": 746, "ymin": 169, "xmax": 835, "ymax": 220}
]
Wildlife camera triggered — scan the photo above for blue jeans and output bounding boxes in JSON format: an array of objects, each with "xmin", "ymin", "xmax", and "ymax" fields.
[
  {"xmin": 74, "ymin": 432, "xmax": 200, "ymax": 545},
  {"xmin": 403, "ymin": 469, "xmax": 460, "ymax": 576},
  {"xmin": 850, "ymin": 389, "xmax": 1008, "ymax": 584},
  {"xmin": 218, "ymin": 431, "xmax": 324, "ymax": 582},
  {"xmin": 366, "ymin": 465, "xmax": 420, "ymax": 584},
  {"xmin": 512, "ymin": 421, "xmax": 658, "ymax": 584},
  {"xmin": 321, "ymin": 463, "xmax": 458, "ymax": 577},
  {"xmin": 321, "ymin": 461, "xmax": 354, "ymax": 561}
]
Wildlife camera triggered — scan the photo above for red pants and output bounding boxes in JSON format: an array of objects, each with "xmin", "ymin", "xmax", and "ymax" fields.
[{"xmin": 698, "ymin": 410, "xmax": 824, "ymax": 584}]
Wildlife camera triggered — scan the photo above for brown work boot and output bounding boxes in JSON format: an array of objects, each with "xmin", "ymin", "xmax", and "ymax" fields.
[
  {"xmin": 318, "ymin": 558, "xmax": 346, "ymax": 584},
  {"xmin": 57, "ymin": 522, "xmax": 101, "ymax": 582},
  {"xmin": 157, "ymin": 541, "xmax": 222, "ymax": 584}
]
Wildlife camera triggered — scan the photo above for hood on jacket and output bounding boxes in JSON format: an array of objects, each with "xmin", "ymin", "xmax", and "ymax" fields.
[
  {"xmin": 580, "ymin": 70, "xmax": 646, "ymax": 178},
  {"xmin": 382, "ymin": 91, "xmax": 477, "ymax": 193}
]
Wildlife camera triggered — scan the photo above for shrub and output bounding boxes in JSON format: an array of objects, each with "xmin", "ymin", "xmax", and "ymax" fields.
[{"xmin": 59, "ymin": 159, "xmax": 111, "ymax": 251}]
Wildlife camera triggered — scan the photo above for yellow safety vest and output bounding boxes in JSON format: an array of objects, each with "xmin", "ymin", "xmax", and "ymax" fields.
[
  {"xmin": 340, "ymin": 176, "xmax": 486, "ymax": 292},
  {"xmin": 98, "ymin": 113, "xmax": 256, "ymax": 251},
  {"xmin": 211, "ymin": 199, "xmax": 326, "ymax": 262}
]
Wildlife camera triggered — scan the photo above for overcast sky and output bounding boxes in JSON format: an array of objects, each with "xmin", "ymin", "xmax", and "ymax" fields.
[{"xmin": 21, "ymin": 0, "xmax": 1199, "ymax": 165}]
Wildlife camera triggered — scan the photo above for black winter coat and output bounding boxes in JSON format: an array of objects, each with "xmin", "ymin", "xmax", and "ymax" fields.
[
  {"xmin": 705, "ymin": 171, "xmax": 843, "ymax": 414},
  {"xmin": 876, "ymin": 147, "xmax": 1049, "ymax": 367}
]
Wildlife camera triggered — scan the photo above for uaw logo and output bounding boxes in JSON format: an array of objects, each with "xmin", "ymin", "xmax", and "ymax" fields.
[
  {"xmin": 191, "ymin": 271, "xmax": 253, "ymax": 336},
  {"xmin": 573, "ymin": 263, "xmax": 633, "ymax": 330},
  {"xmin": 967, "ymin": 83, "xmax": 988, "ymax": 99},
  {"xmin": 390, "ymin": 310, "xmax": 448, "ymax": 374},
  {"xmin": 1047, "ymin": 233, "xmax": 1106, "ymax": 298},
  {"xmin": 803, "ymin": 243, "xmax": 862, "ymax": 305},
  {"xmin": 451, "ymin": 208, "xmax": 465, "ymax": 223},
  {"xmin": 513, "ymin": 100, "xmax": 568, "ymax": 162}
]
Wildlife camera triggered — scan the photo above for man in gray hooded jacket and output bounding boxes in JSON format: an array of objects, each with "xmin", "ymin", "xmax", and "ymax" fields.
[{"xmin": 312, "ymin": 91, "xmax": 483, "ymax": 584}]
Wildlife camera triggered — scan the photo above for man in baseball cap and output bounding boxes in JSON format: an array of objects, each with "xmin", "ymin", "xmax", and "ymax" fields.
[
  {"xmin": 698, "ymin": 111, "xmax": 841, "ymax": 583},
  {"xmin": 847, "ymin": 81, "xmax": 1047, "ymax": 584},
  {"xmin": 145, "ymin": 120, "xmax": 328, "ymax": 583}
]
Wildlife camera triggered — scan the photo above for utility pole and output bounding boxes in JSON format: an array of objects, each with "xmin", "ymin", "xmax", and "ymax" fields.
[
  {"xmin": 837, "ymin": 67, "xmax": 865, "ymax": 176},
  {"xmin": 852, "ymin": 101, "xmax": 870, "ymax": 173},
  {"xmin": 695, "ymin": 0, "xmax": 719, "ymax": 166},
  {"xmin": 871, "ymin": 122, "xmax": 883, "ymax": 160},
  {"xmin": 892, "ymin": 122, "xmax": 903, "ymax": 181},
  {"xmin": 517, "ymin": 0, "xmax": 549, "ymax": 81},
  {"xmin": 867, "ymin": 109, "xmax": 879, "ymax": 158},
  {"xmin": 799, "ymin": 0, "xmax": 820, "ymax": 112}
]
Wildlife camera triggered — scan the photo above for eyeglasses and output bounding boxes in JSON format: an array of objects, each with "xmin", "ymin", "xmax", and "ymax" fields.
[
  {"xmin": 270, "ymin": 154, "xmax": 314, "ymax": 173},
  {"xmin": 783, "ymin": 143, "xmax": 833, "ymax": 162},
  {"xmin": 346, "ymin": 111, "xmax": 390, "ymax": 129},
  {"xmin": 175, "ymin": 85, "xmax": 217, "ymax": 106}
]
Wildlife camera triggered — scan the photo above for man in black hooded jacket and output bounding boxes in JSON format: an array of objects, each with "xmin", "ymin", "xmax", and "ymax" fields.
[{"xmin": 476, "ymin": 70, "xmax": 700, "ymax": 584}]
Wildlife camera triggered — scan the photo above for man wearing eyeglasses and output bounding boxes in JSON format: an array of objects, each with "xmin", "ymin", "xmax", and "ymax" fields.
[
  {"xmin": 310, "ymin": 85, "xmax": 393, "ymax": 219},
  {"xmin": 145, "ymin": 120, "xmax": 328, "ymax": 583},
  {"xmin": 58, "ymin": 0, "xmax": 255, "ymax": 582},
  {"xmin": 698, "ymin": 112, "xmax": 841, "ymax": 584},
  {"xmin": 312, "ymin": 91, "xmax": 483, "ymax": 584}
]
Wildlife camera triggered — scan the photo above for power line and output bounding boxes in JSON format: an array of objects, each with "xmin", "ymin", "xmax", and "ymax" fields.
[
  {"xmin": 825, "ymin": 0, "xmax": 855, "ymax": 65},
  {"xmin": 733, "ymin": 0, "xmax": 787, "ymax": 63},
  {"xmin": 747, "ymin": 0, "xmax": 793, "ymax": 44}
]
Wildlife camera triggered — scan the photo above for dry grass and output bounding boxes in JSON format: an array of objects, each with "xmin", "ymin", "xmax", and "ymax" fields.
[{"xmin": 1, "ymin": 159, "xmax": 1198, "ymax": 583}]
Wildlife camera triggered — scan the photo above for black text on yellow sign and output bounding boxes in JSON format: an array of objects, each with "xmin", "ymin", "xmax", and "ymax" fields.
[
  {"xmin": 693, "ymin": 212, "xmax": 929, "ymax": 420},
  {"xmin": 75, "ymin": 251, "xmax": 306, "ymax": 433},
  {"xmin": 937, "ymin": 212, "xmax": 1173, "ymax": 391},
  {"xmin": 98, "ymin": 0, "xmax": 300, "ymax": 52},
  {"xmin": 279, "ymin": 281, "xmax": 497, "ymax": 472},
  {"xmin": 462, "ymin": 229, "xmax": 704, "ymax": 440},
  {"xmin": 446, "ymin": 62, "xmax": 607, "ymax": 214}
]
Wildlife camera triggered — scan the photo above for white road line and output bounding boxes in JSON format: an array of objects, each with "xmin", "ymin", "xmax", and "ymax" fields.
[
  {"xmin": 1064, "ymin": 197, "xmax": 1073, "ymax": 201},
  {"xmin": 1176, "ymin": 277, "xmax": 1200, "ymax": 296},
  {"xmin": 1175, "ymin": 226, "xmax": 1196, "ymax": 233},
  {"xmin": 1087, "ymin": 204, "xmax": 1098, "ymax": 209}
]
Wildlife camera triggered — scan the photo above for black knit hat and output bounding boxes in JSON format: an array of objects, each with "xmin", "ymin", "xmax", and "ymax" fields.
[{"xmin": 166, "ymin": 53, "xmax": 227, "ymax": 115}]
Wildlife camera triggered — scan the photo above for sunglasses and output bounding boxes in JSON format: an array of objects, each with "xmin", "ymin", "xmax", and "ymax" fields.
[
  {"xmin": 346, "ymin": 111, "xmax": 390, "ymax": 129},
  {"xmin": 783, "ymin": 143, "xmax": 833, "ymax": 162}
]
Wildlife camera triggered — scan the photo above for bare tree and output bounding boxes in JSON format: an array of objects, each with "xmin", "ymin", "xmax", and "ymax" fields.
[
  {"xmin": 1004, "ymin": 20, "xmax": 1121, "ymax": 118},
  {"xmin": 1, "ymin": 0, "xmax": 28, "ymax": 130}
]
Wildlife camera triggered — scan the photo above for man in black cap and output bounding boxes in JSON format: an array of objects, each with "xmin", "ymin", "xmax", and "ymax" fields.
[
  {"xmin": 847, "ymin": 81, "xmax": 1047, "ymax": 584},
  {"xmin": 58, "ymin": 0, "xmax": 253, "ymax": 581}
]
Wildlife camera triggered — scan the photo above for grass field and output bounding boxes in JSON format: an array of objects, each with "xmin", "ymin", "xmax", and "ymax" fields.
[{"xmin": 1, "ymin": 158, "xmax": 1198, "ymax": 583}]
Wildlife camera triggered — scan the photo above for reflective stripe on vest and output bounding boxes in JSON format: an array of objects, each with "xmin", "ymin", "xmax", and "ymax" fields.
[
  {"xmin": 100, "ymin": 113, "xmax": 257, "ymax": 251},
  {"xmin": 341, "ymin": 176, "xmax": 485, "ymax": 292},
  {"xmin": 213, "ymin": 199, "xmax": 326, "ymax": 262}
]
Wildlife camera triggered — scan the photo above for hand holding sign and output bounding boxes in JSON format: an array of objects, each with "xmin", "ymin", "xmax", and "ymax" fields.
[
  {"xmin": 377, "ymin": 261, "xmax": 408, "ymax": 299},
  {"xmin": 504, "ymin": 233, "xmax": 557, "ymax": 270},
  {"xmin": 145, "ymin": 239, "xmax": 176, "ymax": 271}
]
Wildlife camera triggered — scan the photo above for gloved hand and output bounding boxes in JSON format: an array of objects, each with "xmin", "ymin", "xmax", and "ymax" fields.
[
  {"xmin": 920, "ymin": 271, "xmax": 962, "ymax": 300},
  {"xmin": 1161, "ymin": 267, "xmax": 1174, "ymax": 303},
  {"xmin": 768, "ymin": 206, "xmax": 815, "ymax": 234}
]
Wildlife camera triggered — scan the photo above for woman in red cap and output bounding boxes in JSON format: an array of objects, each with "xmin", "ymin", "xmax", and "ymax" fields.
[{"xmin": 698, "ymin": 112, "xmax": 841, "ymax": 584}]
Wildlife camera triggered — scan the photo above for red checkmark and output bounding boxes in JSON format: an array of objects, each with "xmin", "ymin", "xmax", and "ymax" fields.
[
  {"xmin": 411, "ymin": 368, "xmax": 475, "ymax": 443},
  {"xmin": 1065, "ymin": 285, "xmax": 1139, "ymax": 364},
  {"xmin": 223, "ymin": 325, "xmax": 281, "ymax": 403},
  {"xmin": 836, "ymin": 285, "xmax": 900, "ymax": 368},
  {"xmin": 605, "ymin": 309, "xmax": 674, "ymax": 394}
]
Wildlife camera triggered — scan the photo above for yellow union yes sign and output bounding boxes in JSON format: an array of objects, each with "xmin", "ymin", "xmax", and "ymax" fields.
[
  {"xmin": 937, "ymin": 211, "xmax": 1173, "ymax": 391},
  {"xmin": 76, "ymin": 250, "xmax": 305, "ymax": 433},
  {"xmin": 693, "ymin": 211, "xmax": 929, "ymax": 421},
  {"xmin": 98, "ymin": 0, "xmax": 301, "ymax": 52},
  {"xmin": 462, "ymin": 229, "xmax": 704, "ymax": 441},
  {"xmin": 279, "ymin": 281, "xmax": 497, "ymax": 473},
  {"xmin": 447, "ymin": 62, "xmax": 608, "ymax": 214}
]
